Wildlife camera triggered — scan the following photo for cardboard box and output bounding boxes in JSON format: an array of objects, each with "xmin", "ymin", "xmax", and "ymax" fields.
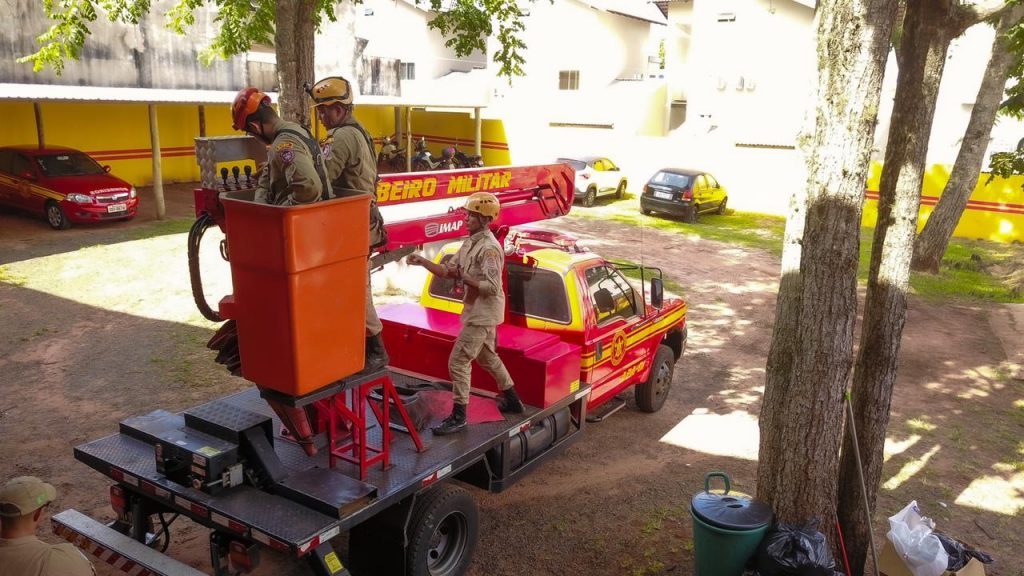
[{"xmin": 879, "ymin": 541, "xmax": 986, "ymax": 576}]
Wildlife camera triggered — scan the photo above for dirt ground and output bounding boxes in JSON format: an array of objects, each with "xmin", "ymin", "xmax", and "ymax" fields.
[{"xmin": 1, "ymin": 185, "xmax": 1021, "ymax": 576}]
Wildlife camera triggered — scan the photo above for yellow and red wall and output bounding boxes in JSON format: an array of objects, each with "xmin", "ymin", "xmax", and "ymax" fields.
[
  {"xmin": 864, "ymin": 162, "xmax": 1024, "ymax": 243},
  {"xmin": 0, "ymin": 101, "xmax": 511, "ymax": 186}
]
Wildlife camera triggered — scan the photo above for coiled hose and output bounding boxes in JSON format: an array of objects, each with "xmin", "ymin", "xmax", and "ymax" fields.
[{"xmin": 188, "ymin": 213, "xmax": 222, "ymax": 322}]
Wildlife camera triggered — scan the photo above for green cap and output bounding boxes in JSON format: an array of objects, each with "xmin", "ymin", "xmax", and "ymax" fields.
[{"xmin": 0, "ymin": 476, "xmax": 57, "ymax": 516}]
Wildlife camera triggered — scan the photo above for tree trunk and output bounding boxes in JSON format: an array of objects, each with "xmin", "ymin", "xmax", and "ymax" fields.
[
  {"xmin": 911, "ymin": 6, "xmax": 1024, "ymax": 273},
  {"xmin": 275, "ymin": 0, "xmax": 316, "ymax": 128},
  {"xmin": 836, "ymin": 1, "xmax": 955, "ymax": 574},
  {"xmin": 757, "ymin": 0, "xmax": 898, "ymax": 552}
]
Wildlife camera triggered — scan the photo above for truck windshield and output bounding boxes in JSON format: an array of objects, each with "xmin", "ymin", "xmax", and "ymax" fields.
[{"xmin": 35, "ymin": 153, "xmax": 107, "ymax": 177}]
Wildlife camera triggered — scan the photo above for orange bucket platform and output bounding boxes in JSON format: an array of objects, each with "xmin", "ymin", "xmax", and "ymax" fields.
[{"xmin": 218, "ymin": 194, "xmax": 370, "ymax": 397}]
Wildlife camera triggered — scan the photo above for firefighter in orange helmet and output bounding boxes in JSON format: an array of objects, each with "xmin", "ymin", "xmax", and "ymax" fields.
[
  {"xmin": 230, "ymin": 87, "xmax": 326, "ymax": 205},
  {"xmin": 406, "ymin": 193, "xmax": 524, "ymax": 435}
]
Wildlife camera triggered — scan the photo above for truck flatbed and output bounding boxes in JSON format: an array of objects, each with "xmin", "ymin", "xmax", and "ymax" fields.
[{"xmin": 73, "ymin": 370, "xmax": 588, "ymax": 558}]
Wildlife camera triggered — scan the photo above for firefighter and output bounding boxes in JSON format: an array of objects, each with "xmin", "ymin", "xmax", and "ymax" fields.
[
  {"xmin": 309, "ymin": 75, "xmax": 390, "ymax": 372},
  {"xmin": 230, "ymin": 87, "xmax": 326, "ymax": 205},
  {"xmin": 0, "ymin": 476, "xmax": 95, "ymax": 576},
  {"xmin": 407, "ymin": 192, "xmax": 524, "ymax": 435}
]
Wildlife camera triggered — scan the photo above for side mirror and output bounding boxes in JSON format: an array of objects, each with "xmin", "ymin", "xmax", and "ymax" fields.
[
  {"xmin": 650, "ymin": 277, "xmax": 664, "ymax": 308},
  {"xmin": 18, "ymin": 170, "xmax": 36, "ymax": 181},
  {"xmin": 103, "ymin": 165, "xmax": 112, "ymax": 173}
]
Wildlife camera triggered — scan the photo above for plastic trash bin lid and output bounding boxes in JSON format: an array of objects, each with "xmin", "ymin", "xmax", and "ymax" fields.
[{"xmin": 691, "ymin": 473, "xmax": 773, "ymax": 531}]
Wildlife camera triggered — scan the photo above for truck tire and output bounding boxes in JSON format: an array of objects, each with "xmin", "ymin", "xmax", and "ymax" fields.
[
  {"xmin": 407, "ymin": 484, "xmax": 479, "ymax": 576},
  {"xmin": 636, "ymin": 345, "xmax": 674, "ymax": 413}
]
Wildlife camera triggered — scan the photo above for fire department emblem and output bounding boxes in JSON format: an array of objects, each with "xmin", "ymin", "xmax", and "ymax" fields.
[{"xmin": 610, "ymin": 332, "xmax": 627, "ymax": 366}]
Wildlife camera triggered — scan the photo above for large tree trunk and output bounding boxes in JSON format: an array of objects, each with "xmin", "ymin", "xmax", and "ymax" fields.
[
  {"xmin": 757, "ymin": 0, "xmax": 898, "ymax": 551},
  {"xmin": 275, "ymin": 0, "xmax": 316, "ymax": 128},
  {"xmin": 835, "ymin": 1, "xmax": 955, "ymax": 574},
  {"xmin": 911, "ymin": 6, "xmax": 1024, "ymax": 273}
]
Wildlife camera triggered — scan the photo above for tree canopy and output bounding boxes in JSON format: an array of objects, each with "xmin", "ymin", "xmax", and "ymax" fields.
[{"xmin": 19, "ymin": 0, "xmax": 530, "ymax": 79}]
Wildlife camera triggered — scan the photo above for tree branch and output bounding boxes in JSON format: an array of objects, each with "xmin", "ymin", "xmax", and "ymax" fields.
[{"xmin": 954, "ymin": 0, "xmax": 1016, "ymax": 35}]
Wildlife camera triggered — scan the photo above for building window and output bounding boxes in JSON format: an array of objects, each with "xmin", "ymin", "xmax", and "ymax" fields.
[
  {"xmin": 559, "ymin": 70, "xmax": 579, "ymax": 90},
  {"xmin": 400, "ymin": 62, "xmax": 416, "ymax": 80}
]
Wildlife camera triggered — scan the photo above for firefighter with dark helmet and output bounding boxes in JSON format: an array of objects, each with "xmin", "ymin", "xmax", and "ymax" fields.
[
  {"xmin": 230, "ymin": 87, "xmax": 326, "ymax": 205},
  {"xmin": 309, "ymin": 75, "xmax": 391, "ymax": 372},
  {"xmin": 406, "ymin": 192, "xmax": 524, "ymax": 435}
]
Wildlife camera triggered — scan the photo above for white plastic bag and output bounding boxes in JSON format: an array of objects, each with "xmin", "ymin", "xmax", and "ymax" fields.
[{"xmin": 887, "ymin": 501, "xmax": 950, "ymax": 576}]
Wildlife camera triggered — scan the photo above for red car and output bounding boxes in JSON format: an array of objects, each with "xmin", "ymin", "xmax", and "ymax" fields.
[{"xmin": 0, "ymin": 145, "xmax": 138, "ymax": 230}]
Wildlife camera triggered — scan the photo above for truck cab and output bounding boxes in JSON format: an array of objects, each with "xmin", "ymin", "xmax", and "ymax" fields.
[{"xmin": 382, "ymin": 227, "xmax": 687, "ymax": 414}]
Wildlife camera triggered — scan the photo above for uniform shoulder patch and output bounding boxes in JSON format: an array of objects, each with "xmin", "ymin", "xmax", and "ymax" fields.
[{"xmin": 275, "ymin": 140, "xmax": 296, "ymax": 165}]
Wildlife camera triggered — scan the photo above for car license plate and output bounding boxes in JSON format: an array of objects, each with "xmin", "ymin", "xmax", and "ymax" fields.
[
  {"xmin": 654, "ymin": 191, "xmax": 673, "ymax": 200},
  {"xmin": 107, "ymin": 203, "xmax": 127, "ymax": 213}
]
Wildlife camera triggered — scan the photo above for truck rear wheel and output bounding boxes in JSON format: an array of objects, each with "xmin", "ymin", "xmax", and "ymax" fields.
[
  {"xmin": 407, "ymin": 484, "xmax": 479, "ymax": 576},
  {"xmin": 636, "ymin": 345, "xmax": 674, "ymax": 412}
]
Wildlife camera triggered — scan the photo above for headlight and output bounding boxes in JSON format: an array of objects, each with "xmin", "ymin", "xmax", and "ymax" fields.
[
  {"xmin": 66, "ymin": 193, "xmax": 94, "ymax": 204},
  {"xmin": 129, "ymin": 186, "xmax": 137, "ymax": 199}
]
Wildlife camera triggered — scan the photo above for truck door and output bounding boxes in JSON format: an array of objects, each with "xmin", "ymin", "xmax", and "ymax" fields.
[{"xmin": 581, "ymin": 264, "xmax": 649, "ymax": 405}]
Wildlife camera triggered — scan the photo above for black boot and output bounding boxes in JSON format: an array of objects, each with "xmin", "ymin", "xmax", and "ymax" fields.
[
  {"xmin": 362, "ymin": 333, "xmax": 390, "ymax": 373},
  {"xmin": 432, "ymin": 403, "xmax": 467, "ymax": 435},
  {"xmin": 497, "ymin": 386, "xmax": 524, "ymax": 414}
]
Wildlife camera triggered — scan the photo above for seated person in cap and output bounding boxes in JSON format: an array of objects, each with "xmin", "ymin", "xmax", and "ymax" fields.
[{"xmin": 0, "ymin": 476, "xmax": 95, "ymax": 576}]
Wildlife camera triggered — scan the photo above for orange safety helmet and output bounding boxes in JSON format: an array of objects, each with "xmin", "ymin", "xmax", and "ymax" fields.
[
  {"xmin": 465, "ymin": 192, "xmax": 500, "ymax": 219},
  {"xmin": 231, "ymin": 87, "xmax": 271, "ymax": 131},
  {"xmin": 309, "ymin": 76, "xmax": 353, "ymax": 107}
]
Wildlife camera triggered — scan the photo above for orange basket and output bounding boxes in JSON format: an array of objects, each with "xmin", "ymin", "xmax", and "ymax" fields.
[{"xmin": 218, "ymin": 194, "xmax": 371, "ymax": 397}]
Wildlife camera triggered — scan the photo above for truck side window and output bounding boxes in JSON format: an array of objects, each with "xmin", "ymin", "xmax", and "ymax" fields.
[
  {"xmin": 427, "ymin": 257, "xmax": 572, "ymax": 324},
  {"xmin": 585, "ymin": 265, "xmax": 637, "ymax": 324},
  {"xmin": 427, "ymin": 254, "xmax": 462, "ymax": 301},
  {"xmin": 507, "ymin": 263, "xmax": 571, "ymax": 324}
]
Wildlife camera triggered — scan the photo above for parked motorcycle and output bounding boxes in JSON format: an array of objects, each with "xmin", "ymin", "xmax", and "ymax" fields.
[
  {"xmin": 412, "ymin": 138, "xmax": 440, "ymax": 171},
  {"xmin": 377, "ymin": 136, "xmax": 407, "ymax": 174}
]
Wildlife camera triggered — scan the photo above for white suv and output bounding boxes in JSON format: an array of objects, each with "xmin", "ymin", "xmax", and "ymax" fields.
[{"xmin": 557, "ymin": 156, "xmax": 628, "ymax": 207}]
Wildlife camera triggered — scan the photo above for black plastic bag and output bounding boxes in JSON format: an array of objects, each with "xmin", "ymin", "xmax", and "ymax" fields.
[
  {"xmin": 934, "ymin": 532, "xmax": 994, "ymax": 570},
  {"xmin": 755, "ymin": 520, "xmax": 841, "ymax": 576}
]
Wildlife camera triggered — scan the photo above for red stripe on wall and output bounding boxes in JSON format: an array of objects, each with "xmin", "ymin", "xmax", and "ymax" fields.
[
  {"xmin": 89, "ymin": 145, "xmax": 193, "ymax": 157},
  {"xmin": 865, "ymin": 190, "xmax": 1024, "ymax": 215},
  {"xmin": 409, "ymin": 133, "xmax": 510, "ymax": 151}
]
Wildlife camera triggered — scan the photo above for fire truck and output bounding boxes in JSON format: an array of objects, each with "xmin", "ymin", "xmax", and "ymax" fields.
[{"xmin": 50, "ymin": 137, "xmax": 688, "ymax": 576}]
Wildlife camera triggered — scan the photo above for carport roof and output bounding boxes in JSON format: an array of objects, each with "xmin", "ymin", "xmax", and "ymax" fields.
[{"xmin": 0, "ymin": 83, "xmax": 489, "ymax": 109}]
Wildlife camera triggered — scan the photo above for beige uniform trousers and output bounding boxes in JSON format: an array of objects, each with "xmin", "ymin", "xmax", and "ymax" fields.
[{"xmin": 448, "ymin": 324, "xmax": 513, "ymax": 406}]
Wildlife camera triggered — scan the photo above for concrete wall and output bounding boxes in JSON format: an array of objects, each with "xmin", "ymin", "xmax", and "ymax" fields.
[
  {"xmin": 0, "ymin": 0, "xmax": 245, "ymax": 89},
  {"xmin": 356, "ymin": 0, "xmax": 486, "ymax": 82},
  {"xmin": 681, "ymin": 0, "xmax": 815, "ymax": 145}
]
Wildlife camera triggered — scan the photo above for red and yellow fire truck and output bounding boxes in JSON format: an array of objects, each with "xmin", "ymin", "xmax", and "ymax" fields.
[{"xmin": 50, "ymin": 138, "xmax": 687, "ymax": 576}]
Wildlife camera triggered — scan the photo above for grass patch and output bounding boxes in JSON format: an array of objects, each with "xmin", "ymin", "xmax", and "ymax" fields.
[
  {"xmin": 579, "ymin": 196, "xmax": 1021, "ymax": 303},
  {"xmin": 574, "ymin": 197, "xmax": 786, "ymax": 255},
  {"xmin": 859, "ymin": 228, "xmax": 1024, "ymax": 303},
  {"xmin": 124, "ymin": 218, "xmax": 194, "ymax": 241},
  {"xmin": 907, "ymin": 417, "xmax": 937, "ymax": 433},
  {"xmin": 0, "ymin": 265, "xmax": 27, "ymax": 286}
]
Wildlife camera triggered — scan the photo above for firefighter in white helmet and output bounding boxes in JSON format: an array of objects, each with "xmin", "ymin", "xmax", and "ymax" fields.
[{"xmin": 407, "ymin": 192, "xmax": 524, "ymax": 435}]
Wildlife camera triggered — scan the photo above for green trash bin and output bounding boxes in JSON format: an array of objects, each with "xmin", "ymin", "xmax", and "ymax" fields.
[{"xmin": 690, "ymin": 472, "xmax": 773, "ymax": 576}]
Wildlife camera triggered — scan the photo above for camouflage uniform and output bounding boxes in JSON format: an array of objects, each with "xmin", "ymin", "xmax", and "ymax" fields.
[
  {"xmin": 253, "ymin": 117, "xmax": 323, "ymax": 206},
  {"xmin": 448, "ymin": 228, "xmax": 514, "ymax": 406},
  {"xmin": 322, "ymin": 116, "xmax": 386, "ymax": 335}
]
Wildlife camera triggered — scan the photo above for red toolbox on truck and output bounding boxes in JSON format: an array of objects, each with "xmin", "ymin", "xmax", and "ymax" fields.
[{"xmin": 378, "ymin": 303, "xmax": 581, "ymax": 408}]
